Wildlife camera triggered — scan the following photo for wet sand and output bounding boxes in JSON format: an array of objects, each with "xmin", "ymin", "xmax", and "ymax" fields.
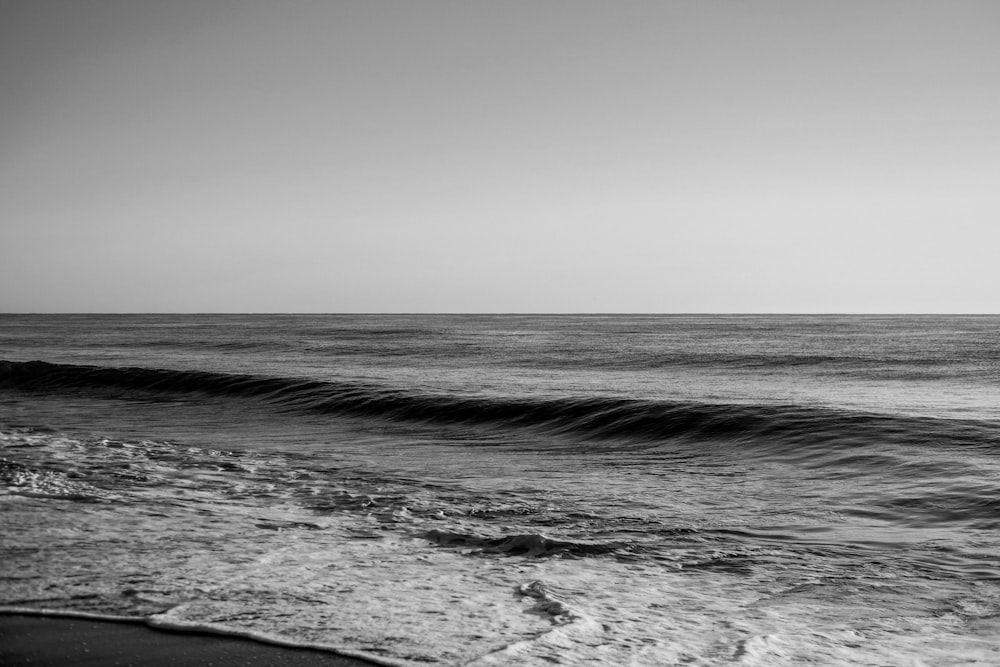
[{"xmin": 0, "ymin": 614, "xmax": 383, "ymax": 666}]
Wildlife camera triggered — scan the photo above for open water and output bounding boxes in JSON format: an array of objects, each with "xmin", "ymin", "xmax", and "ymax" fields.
[{"xmin": 2, "ymin": 314, "xmax": 999, "ymax": 665}]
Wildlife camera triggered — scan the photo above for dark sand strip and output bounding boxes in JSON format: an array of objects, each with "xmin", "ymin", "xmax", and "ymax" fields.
[{"xmin": 0, "ymin": 614, "xmax": 383, "ymax": 667}]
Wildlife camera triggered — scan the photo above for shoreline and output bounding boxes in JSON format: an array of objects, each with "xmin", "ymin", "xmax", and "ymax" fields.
[{"xmin": 0, "ymin": 612, "xmax": 386, "ymax": 667}]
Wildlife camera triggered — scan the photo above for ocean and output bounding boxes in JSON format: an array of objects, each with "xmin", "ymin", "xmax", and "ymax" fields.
[{"xmin": 1, "ymin": 314, "xmax": 999, "ymax": 665}]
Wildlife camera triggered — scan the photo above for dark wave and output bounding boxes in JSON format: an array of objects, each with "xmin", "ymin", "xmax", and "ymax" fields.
[
  {"xmin": 423, "ymin": 528, "xmax": 631, "ymax": 558},
  {"xmin": 2, "ymin": 360, "xmax": 996, "ymax": 452}
]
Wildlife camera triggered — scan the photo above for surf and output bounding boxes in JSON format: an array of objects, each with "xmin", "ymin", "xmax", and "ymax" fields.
[{"xmin": 3, "ymin": 360, "xmax": 996, "ymax": 457}]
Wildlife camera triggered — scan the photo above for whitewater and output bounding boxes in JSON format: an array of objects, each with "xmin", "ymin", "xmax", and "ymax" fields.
[{"xmin": 2, "ymin": 314, "xmax": 999, "ymax": 665}]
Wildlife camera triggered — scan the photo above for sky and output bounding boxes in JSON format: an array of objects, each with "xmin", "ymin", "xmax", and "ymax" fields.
[{"xmin": 1, "ymin": 0, "xmax": 998, "ymax": 313}]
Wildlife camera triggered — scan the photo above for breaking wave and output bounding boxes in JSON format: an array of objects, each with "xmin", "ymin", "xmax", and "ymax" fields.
[{"xmin": 2, "ymin": 360, "xmax": 996, "ymax": 454}]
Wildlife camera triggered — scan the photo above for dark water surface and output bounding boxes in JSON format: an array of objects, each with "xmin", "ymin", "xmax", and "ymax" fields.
[{"xmin": 2, "ymin": 315, "xmax": 999, "ymax": 665}]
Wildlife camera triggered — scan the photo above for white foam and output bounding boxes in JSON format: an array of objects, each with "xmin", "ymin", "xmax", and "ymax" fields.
[
  {"xmin": 0, "ymin": 606, "xmax": 142, "ymax": 623},
  {"xmin": 1, "ymin": 466, "xmax": 113, "ymax": 501},
  {"xmin": 146, "ymin": 612, "xmax": 412, "ymax": 667},
  {"xmin": 4, "ymin": 428, "xmax": 1000, "ymax": 665},
  {"xmin": 471, "ymin": 580, "xmax": 606, "ymax": 665}
]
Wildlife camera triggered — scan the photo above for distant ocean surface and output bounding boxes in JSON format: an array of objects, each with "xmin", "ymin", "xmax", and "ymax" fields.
[{"xmin": 2, "ymin": 314, "xmax": 999, "ymax": 666}]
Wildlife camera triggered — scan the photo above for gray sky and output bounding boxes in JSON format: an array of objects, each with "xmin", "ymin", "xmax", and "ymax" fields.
[{"xmin": 2, "ymin": 0, "xmax": 998, "ymax": 313}]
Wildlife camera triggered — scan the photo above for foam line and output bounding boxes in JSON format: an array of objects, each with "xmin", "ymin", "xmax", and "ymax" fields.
[{"xmin": 0, "ymin": 607, "xmax": 411, "ymax": 667}]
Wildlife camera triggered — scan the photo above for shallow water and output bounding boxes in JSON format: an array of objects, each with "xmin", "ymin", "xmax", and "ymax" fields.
[{"xmin": 2, "ymin": 314, "xmax": 999, "ymax": 665}]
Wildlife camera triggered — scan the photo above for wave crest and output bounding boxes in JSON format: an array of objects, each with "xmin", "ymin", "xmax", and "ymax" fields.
[{"xmin": 2, "ymin": 360, "xmax": 995, "ymax": 453}]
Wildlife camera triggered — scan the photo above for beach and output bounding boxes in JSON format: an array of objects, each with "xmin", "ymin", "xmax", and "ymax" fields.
[{"xmin": 0, "ymin": 614, "xmax": 380, "ymax": 667}]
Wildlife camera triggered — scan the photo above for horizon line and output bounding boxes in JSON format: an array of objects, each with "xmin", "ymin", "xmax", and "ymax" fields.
[{"xmin": 2, "ymin": 312, "xmax": 998, "ymax": 317}]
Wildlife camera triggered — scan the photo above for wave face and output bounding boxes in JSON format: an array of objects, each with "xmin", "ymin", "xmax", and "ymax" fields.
[{"xmin": 3, "ymin": 359, "xmax": 996, "ymax": 457}]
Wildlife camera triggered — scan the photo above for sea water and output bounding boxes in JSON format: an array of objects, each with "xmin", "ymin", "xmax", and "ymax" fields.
[{"xmin": 1, "ymin": 314, "xmax": 999, "ymax": 665}]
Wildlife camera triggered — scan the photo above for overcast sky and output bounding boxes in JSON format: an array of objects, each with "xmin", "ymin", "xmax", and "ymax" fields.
[{"xmin": 2, "ymin": 0, "xmax": 998, "ymax": 313}]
